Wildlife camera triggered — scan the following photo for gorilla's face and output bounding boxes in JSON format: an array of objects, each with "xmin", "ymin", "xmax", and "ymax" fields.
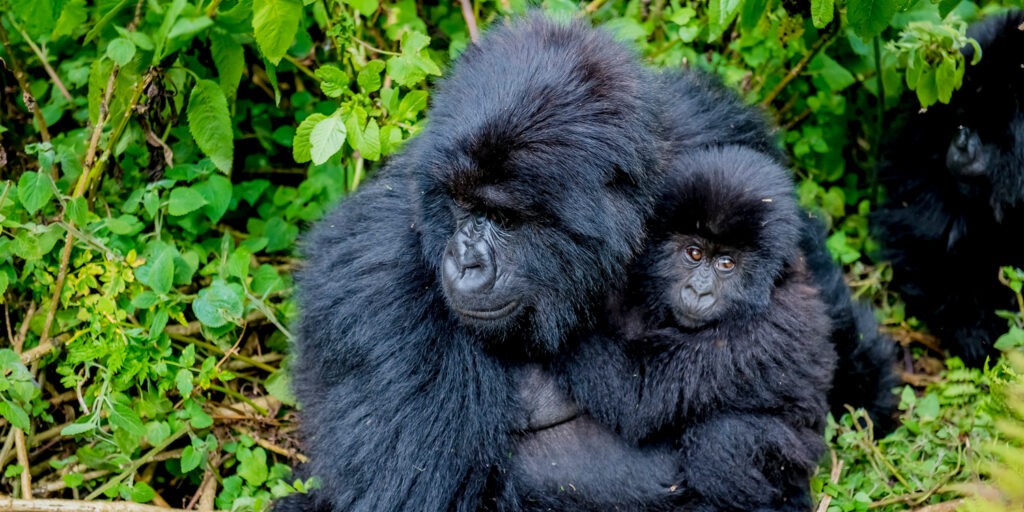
[{"xmin": 420, "ymin": 140, "xmax": 653, "ymax": 354}]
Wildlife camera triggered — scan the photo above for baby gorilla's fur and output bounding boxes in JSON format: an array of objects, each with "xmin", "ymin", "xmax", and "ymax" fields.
[
  {"xmin": 873, "ymin": 10, "xmax": 1024, "ymax": 366},
  {"xmin": 559, "ymin": 146, "xmax": 837, "ymax": 512}
]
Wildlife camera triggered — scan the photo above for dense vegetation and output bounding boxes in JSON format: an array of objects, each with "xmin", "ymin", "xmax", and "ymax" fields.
[{"xmin": 0, "ymin": 0, "xmax": 1021, "ymax": 510}]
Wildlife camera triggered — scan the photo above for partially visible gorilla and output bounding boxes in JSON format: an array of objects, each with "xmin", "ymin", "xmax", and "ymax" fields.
[
  {"xmin": 873, "ymin": 10, "xmax": 1024, "ymax": 367},
  {"xmin": 556, "ymin": 146, "xmax": 835, "ymax": 512},
  {"xmin": 281, "ymin": 14, "xmax": 898, "ymax": 512}
]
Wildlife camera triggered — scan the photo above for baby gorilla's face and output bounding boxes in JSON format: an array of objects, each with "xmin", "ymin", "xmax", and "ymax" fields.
[{"xmin": 661, "ymin": 234, "xmax": 745, "ymax": 328}]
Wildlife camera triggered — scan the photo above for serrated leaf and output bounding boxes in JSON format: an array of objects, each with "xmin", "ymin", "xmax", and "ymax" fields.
[
  {"xmin": 192, "ymin": 280, "xmax": 244, "ymax": 328},
  {"xmin": 238, "ymin": 447, "xmax": 269, "ymax": 486},
  {"xmin": 936, "ymin": 56, "xmax": 956, "ymax": 104},
  {"xmin": 810, "ymin": 0, "xmax": 834, "ymax": 28},
  {"xmin": 17, "ymin": 172, "xmax": 54, "ymax": 215},
  {"xmin": 315, "ymin": 64, "xmax": 348, "ymax": 98},
  {"xmin": 253, "ymin": 0, "xmax": 302, "ymax": 65},
  {"xmin": 358, "ymin": 119, "xmax": 381, "ymax": 161},
  {"xmin": 187, "ymin": 80, "xmax": 234, "ymax": 173},
  {"xmin": 107, "ymin": 38, "xmax": 136, "ymax": 66},
  {"xmin": 168, "ymin": 187, "xmax": 208, "ymax": 216},
  {"xmin": 847, "ymin": 0, "xmax": 898, "ymax": 39},
  {"xmin": 211, "ymin": 31, "xmax": 245, "ymax": 101},
  {"xmin": 0, "ymin": 402, "xmax": 30, "ymax": 430},
  {"xmin": 292, "ymin": 113, "xmax": 326, "ymax": 163},
  {"xmin": 110, "ymin": 404, "xmax": 147, "ymax": 439},
  {"xmin": 197, "ymin": 175, "xmax": 233, "ymax": 223},
  {"xmin": 397, "ymin": 90, "xmax": 428, "ymax": 120},
  {"xmin": 176, "ymin": 368, "xmax": 194, "ymax": 397},
  {"xmin": 61, "ymin": 421, "xmax": 95, "ymax": 436},
  {"xmin": 53, "ymin": 0, "xmax": 88, "ymax": 40},
  {"xmin": 343, "ymin": 0, "xmax": 377, "ymax": 14},
  {"xmin": 139, "ymin": 244, "xmax": 175, "ymax": 296},
  {"xmin": 357, "ymin": 60, "xmax": 385, "ymax": 92},
  {"xmin": 131, "ymin": 481, "xmax": 156, "ymax": 503},
  {"xmin": 310, "ymin": 114, "xmax": 347, "ymax": 165}
]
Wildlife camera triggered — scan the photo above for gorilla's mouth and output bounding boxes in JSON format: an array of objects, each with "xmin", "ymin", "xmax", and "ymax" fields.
[{"xmin": 455, "ymin": 300, "xmax": 521, "ymax": 320}]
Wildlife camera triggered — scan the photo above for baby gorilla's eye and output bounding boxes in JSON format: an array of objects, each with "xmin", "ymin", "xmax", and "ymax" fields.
[
  {"xmin": 715, "ymin": 256, "xmax": 735, "ymax": 271},
  {"xmin": 685, "ymin": 246, "xmax": 703, "ymax": 261}
]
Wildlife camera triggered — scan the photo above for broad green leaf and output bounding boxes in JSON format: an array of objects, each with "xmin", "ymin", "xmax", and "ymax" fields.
[
  {"xmin": 292, "ymin": 113, "xmax": 326, "ymax": 164},
  {"xmin": 197, "ymin": 175, "xmax": 233, "ymax": 223},
  {"xmin": 141, "ymin": 245, "xmax": 175, "ymax": 294},
  {"xmin": 0, "ymin": 402, "xmax": 30, "ymax": 430},
  {"xmin": 397, "ymin": 90, "xmax": 428, "ymax": 120},
  {"xmin": 192, "ymin": 280, "xmax": 244, "ymax": 328},
  {"xmin": 708, "ymin": 0, "xmax": 742, "ymax": 40},
  {"xmin": 938, "ymin": 0, "xmax": 961, "ymax": 19},
  {"xmin": 342, "ymin": 0, "xmax": 377, "ymax": 15},
  {"xmin": 187, "ymin": 80, "xmax": 234, "ymax": 173},
  {"xmin": 915, "ymin": 65, "xmax": 938, "ymax": 108},
  {"xmin": 181, "ymin": 445, "xmax": 203, "ymax": 472},
  {"xmin": 238, "ymin": 447, "xmax": 269, "ymax": 486},
  {"xmin": 740, "ymin": 0, "xmax": 770, "ymax": 33},
  {"xmin": 131, "ymin": 482, "xmax": 156, "ymax": 503},
  {"xmin": 357, "ymin": 60, "xmax": 385, "ymax": 92},
  {"xmin": 359, "ymin": 119, "xmax": 381, "ymax": 161},
  {"xmin": 916, "ymin": 393, "xmax": 940, "ymax": 419},
  {"xmin": 110, "ymin": 404, "xmax": 147, "ymax": 440},
  {"xmin": 847, "ymin": 0, "xmax": 898, "ymax": 39},
  {"xmin": 253, "ymin": 0, "xmax": 302, "ymax": 65},
  {"xmin": 17, "ymin": 171, "xmax": 54, "ymax": 215},
  {"xmin": 168, "ymin": 187, "xmax": 208, "ymax": 216},
  {"xmin": 107, "ymin": 38, "xmax": 136, "ymax": 66},
  {"xmin": 52, "ymin": 0, "xmax": 88, "ymax": 40},
  {"xmin": 211, "ymin": 31, "xmax": 245, "ymax": 101},
  {"xmin": 152, "ymin": 0, "xmax": 187, "ymax": 64},
  {"xmin": 176, "ymin": 369, "xmax": 194, "ymax": 397},
  {"xmin": 810, "ymin": 0, "xmax": 834, "ymax": 28},
  {"xmin": 61, "ymin": 421, "xmax": 95, "ymax": 436},
  {"xmin": 315, "ymin": 64, "xmax": 348, "ymax": 98},
  {"xmin": 310, "ymin": 114, "xmax": 347, "ymax": 165},
  {"xmin": 11, "ymin": 0, "xmax": 59, "ymax": 40},
  {"xmin": 67, "ymin": 197, "xmax": 92, "ymax": 227},
  {"xmin": 936, "ymin": 57, "xmax": 956, "ymax": 104}
]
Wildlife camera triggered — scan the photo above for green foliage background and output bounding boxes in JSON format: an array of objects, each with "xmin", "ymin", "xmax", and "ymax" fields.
[{"xmin": 0, "ymin": 0, "xmax": 1022, "ymax": 510}]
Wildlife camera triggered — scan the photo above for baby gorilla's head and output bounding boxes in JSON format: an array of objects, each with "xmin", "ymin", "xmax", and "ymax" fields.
[{"xmin": 636, "ymin": 146, "xmax": 801, "ymax": 329}]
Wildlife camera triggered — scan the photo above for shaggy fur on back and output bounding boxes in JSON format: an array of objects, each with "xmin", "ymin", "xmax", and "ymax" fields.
[{"xmin": 873, "ymin": 10, "xmax": 1024, "ymax": 366}]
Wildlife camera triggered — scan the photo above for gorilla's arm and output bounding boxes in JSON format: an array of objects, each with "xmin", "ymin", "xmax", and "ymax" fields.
[
  {"xmin": 287, "ymin": 166, "xmax": 519, "ymax": 512},
  {"xmin": 676, "ymin": 413, "xmax": 823, "ymax": 512}
]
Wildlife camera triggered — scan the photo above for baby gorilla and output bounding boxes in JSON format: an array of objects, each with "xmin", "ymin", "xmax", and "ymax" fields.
[{"xmin": 558, "ymin": 145, "xmax": 836, "ymax": 512}]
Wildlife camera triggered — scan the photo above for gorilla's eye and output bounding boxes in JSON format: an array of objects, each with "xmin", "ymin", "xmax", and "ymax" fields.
[
  {"xmin": 685, "ymin": 246, "xmax": 703, "ymax": 262},
  {"xmin": 715, "ymin": 256, "xmax": 735, "ymax": 272}
]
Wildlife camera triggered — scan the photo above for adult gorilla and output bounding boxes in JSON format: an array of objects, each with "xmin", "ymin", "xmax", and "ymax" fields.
[{"xmin": 280, "ymin": 15, "xmax": 667, "ymax": 512}]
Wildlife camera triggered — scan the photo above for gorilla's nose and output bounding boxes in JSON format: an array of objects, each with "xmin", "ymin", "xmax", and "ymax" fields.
[
  {"xmin": 443, "ymin": 236, "xmax": 497, "ymax": 294},
  {"xmin": 953, "ymin": 126, "xmax": 972, "ymax": 150}
]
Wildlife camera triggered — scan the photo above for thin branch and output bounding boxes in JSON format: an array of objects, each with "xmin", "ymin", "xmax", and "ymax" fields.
[
  {"xmin": 84, "ymin": 426, "xmax": 190, "ymax": 500},
  {"xmin": 0, "ymin": 15, "xmax": 52, "ymax": 150},
  {"xmin": 760, "ymin": 26, "xmax": 839, "ymax": 108},
  {"xmin": 352, "ymin": 36, "xmax": 400, "ymax": 56},
  {"xmin": 6, "ymin": 16, "xmax": 72, "ymax": 100},
  {"xmin": 459, "ymin": 0, "xmax": 479, "ymax": 43},
  {"xmin": 15, "ymin": 427, "xmax": 31, "ymax": 498}
]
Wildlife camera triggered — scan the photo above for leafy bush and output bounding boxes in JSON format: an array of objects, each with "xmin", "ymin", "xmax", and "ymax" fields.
[{"xmin": 0, "ymin": 0, "xmax": 1020, "ymax": 509}]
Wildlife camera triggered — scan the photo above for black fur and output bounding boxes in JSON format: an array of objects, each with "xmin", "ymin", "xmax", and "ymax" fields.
[
  {"xmin": 281, "ymin": 15, "xmax": 666, "ymax": 512},
  {"xmin": 873, "ymin": 10, "xmax": 1024, "ymax": 366},
  {"xmin": 557, "ymin": 146, "xmax": 837, "ymax": 512}
]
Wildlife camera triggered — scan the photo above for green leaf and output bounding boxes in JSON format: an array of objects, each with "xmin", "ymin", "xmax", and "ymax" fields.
[
  {"xmin": 107, "ymin": 38, "xmax": 136, "ymax": 66},
  {"xmin": 252, "ymin": 0, "xmax": 302, "ymax": 65},
  {"xmin": 293, "ymin": 113, "xmax": 326, "ymax": 164},
  {"xmin": 197, "ymin": 175, "xmax": 233, "ymax": 223},
  {"xmin": 52, "ymin": 0, "xmax": 89, "ymax": 40},
  {"xmin": 168, "ymin": 187, "xmax": 208, "ymax": 216},
  {"xmin": 17, "ymin": 171, "xmax": 54, "ymax": 215},
  {"xmin": 61, "ymin": 421, "xmax": 94, "ymax": 436},
  {"xmin": 936, "ymin": 56, "xmax": 956, "ymax": 104},
  {"xmin": 315, "ymin": 64, "xmax": 348, "ymax": 98},
  {"xmin": 152, "ymin": 0, "xmax": 187, "ymax": 64},
  {"xmin": 131, "ymin": 481, "xmax": 156, "ymax": 503},
  {"xmin": 176, "ymin": 369, "xmax": 194, "ymax": 397},
  {"xmin": 396, "ymin": 90, "xmax": 428, "ymax": 120},
  {"xmin": 810, "ymin": 0, "xmax": 834, "ymax": 28},
  {"xmin": 187, "ymin": 80, "xmax": 234, "ymax": 173},
  {"xmin": 847, "ymin": 0, "xmax": 898, "ymax": 39},
  {"xmin": 740, "ymin": 0, "xmax": 770, "ymax": 33},
  {"xmin": 915, "ymin": 65, "xmax": 938, "ymax": 108},
  {"xmin": 181, "ymin": 445, "xmax": 203, "ymax": 472},
  {"xmin": 358, "ymin": 119, "xmax": 381, "ymax": 161},
  {"xmin": 110, "ymin": 404, "xmax": 147, "ymax": 440},
  {"xmin": 193, "ymin": 280, "xmax": 244, "ymax": 328},
  {"xmin": 938, "ymin": 0, "xmax": 961, "ymax": 19},
  {"xmin": 0, "ymin": 402, "xmax": 30, "ymax": 430},
  {"xmin": 210, "ymin": 31, "xmax": 245, "ymax": 101},
  {"xmin": 916, "ymin": 393, "xmax": 940, "ymax": 419},
  {"xmin": 357, "ymin": 60, "xmax": 385, "ymax": 92},
  {"xmin": 310, "ymin": 114, "xmax": 347, "ymax": 165},
  {"xmin": 708, "ymin": 0, "xmax": 742, "ymax": 40},
  {"xmin": 238, "ymin": 447, "xmax": 269, "ymax": 486},
  {"xmin": 342, "ymin": 0, "xmax": 377, "ymax": 15}
]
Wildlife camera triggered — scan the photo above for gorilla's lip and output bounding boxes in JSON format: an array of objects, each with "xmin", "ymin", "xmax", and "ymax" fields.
[{"xmin": 456, "ymin": 300, "xmax": 521, "ymax": 320}]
